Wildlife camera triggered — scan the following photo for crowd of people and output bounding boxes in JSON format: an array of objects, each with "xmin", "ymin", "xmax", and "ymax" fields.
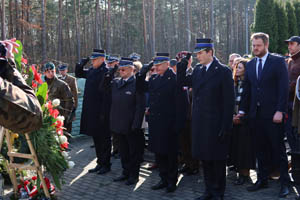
[{"xmin": 1, "ymin": 32, "xmax": 300, "ymax": 200}]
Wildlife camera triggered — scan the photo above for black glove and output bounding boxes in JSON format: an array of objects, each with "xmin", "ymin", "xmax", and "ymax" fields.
[
  {"xmin": 0, "ymin": 59, "xmax": 8, "ymax": 78},
  {"xmin": 80, "ymin": 57, "xmax": 90, "ymax": 66},
  {"xmin": 139, "ymin": 61, "xmax": 153, "ymax": 77},
  {"xmin": 0, "ymin": 43, "xmax": 7, "ymax": 58},
  {"xmin": 186, "ymin": 52, "xmax": 192, "ymax": 60},
  {"xmin": 110, "ymin": 64, "xmax": 119, "ymax": 76}
]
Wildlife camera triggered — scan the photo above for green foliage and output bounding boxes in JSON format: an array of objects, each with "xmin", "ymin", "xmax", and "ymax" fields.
[
  {"xmin": 274, "ymin": 0, "xmax": 288, "ymax": 55},
  {"xmin": 293, "ymin": 0, "xmax": 300, "ymax": 35},
  {"xmin": 25, "ymin": 67, "xmax": 34, "ymax": 87},
  {"xmin": 36, "ymin": 83, "xmax": 48, "ymax": 106},
  {"xmin": 253, "ymin": 0, "xmax": 278, "ymax": 52},
  {"xmin": 13, "ymin": 40, "xmax": 23, "ymax": 72},
  {"xmin": 286, "ymin": 1, "xmax": 298, "ymax": 37}
]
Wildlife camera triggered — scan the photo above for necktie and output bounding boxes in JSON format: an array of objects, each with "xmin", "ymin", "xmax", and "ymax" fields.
[
  {"xmin": 257, "ymin": 58, "xmax": 262, "ymax": 80},
  {"xmin": 201, "ymin": 66, "xmax": 207, "ymax": 77}
]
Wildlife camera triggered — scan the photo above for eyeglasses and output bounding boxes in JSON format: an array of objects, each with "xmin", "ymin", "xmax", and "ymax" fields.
[{"xmin": 119, "ymin": 68, "xmax": 126, "ymax": 72}]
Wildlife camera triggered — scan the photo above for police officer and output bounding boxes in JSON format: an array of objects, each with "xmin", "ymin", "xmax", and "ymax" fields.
[
  {"xmin": 44, "ymin": 62, "xmax": 74, "ymax": 126},
  {"xmin": 101, "ymin": 57, "xmax": 145, "ymax": 185},
  {"xmin": 0, "ymin": 40, "xmax": 42, "ymax": 134},
  {"xmin": 58, "ymin": 64, "xmax": 78, "ymax": 134},
  {"xmin": 177, "ymin": 39, "xmax": 234, "ymax": 200},
  {"xmin": 75, "ymin": 49, "xmax": 111, "ymax": 174},
  {"xmin": 137, "ymin": 53, "xmax": 178, "ymax": 193}
]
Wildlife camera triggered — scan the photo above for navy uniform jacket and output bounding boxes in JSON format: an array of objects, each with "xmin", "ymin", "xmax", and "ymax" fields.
[
  {"xmin": 75, "ymin": 62, "xmax": 109, "ymax": 136},
  {"xmin": 138, "ymin": 68, "xmax": 178, "ymax": 154},
  {"xmin": 240, "ymin": 54, "xmax": 289, "ymax": 119},
  {"xmin": 177, "ymin": 57, "xmax": 235, "ymax": 160},
  {"xmin": 108, "ymin": 76, "xmax": 145, "ymax": 134}
]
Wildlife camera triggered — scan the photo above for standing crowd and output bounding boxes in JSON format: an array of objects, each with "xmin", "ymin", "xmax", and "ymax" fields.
[{"xmin": 2, "ymin": 31, "xmax": 300, "ymax": 200}]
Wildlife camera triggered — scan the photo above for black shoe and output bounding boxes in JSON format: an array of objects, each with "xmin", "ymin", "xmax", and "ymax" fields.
[
  {"xmin": 88, "ymin": 165, "xmax": 101, "ymax": 173},
  {"xmin": 98, "ymin": 167, "xmax": 111, "ymax": 175},
  {"xmin": 247, "ymin": 180, "xmax": 268, "ymax": 192},
  {"xmin": 279, "ymin": 185, "xmax": 289, "ymax": 198},
  {"xmin": 113, "ymin": 174, "xmax": 128, "ymax": 182},
  {"xmin": 186, "ymin": 168, "xmax": 199, "ymax": 176},
  {"xmin": 195, "ymin": 192, "xmax": 213, "ymax": 200},
  {"xmin": 295, "ymin": 196, "xmax": 300, "ymax": 200},
  {"xmin": 90, "ymin": 144, "xmax": 95, "ymax": 148},
  {"xmin": 178, "ymin": 164, "xmax": 189, "ymax": 173},
  {"xmin": 166, "ymin": 184, "xmax": 177, "ymax": 193},
  {"xmin": 234, "ymin": 175, "xmax": 250, "ymax": 185},
  {"xmin": 151, "ymin": 180, "xmax": 168, "ymax": 190},
  {"xmin": 125, "ymin": 178, "xmax": 139, "ymax": 185}
]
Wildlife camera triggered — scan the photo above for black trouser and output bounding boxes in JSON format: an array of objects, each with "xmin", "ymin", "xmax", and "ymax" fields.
[
  {"xmin": 156, "ymin": 153, "xmax": 178, "ymax": 185},
  {"xmin": 112, "ymin": 132, "xmax": 120, "ymax": 153},
  {"xmin": 92, "ymin": 131, "xmax": 111, "ymax": 168},
  {"xmin": 254, "ymin": 108, "xmax": 290, "ymax": 185},
  {"xmin": 119, "ymin": 131, "xmax": 142, "ymax": 179},
  {"xmin": 202, "ymin": 160, "xmax": 226, "ymax": 198}
]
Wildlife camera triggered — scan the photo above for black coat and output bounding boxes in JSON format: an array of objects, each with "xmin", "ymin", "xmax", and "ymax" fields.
[
  {"xmin": 75, "ymin": 62, "xmax": 110, "ymax": 136},
  {"xmin": 177, "ymin": 57, "xmax": 235, "ymax": 160},
  {"xmin": 108, "ymin": 76, "xmax": 146, "ymax": 134},
  {"xmin": 139, "ymin": 68, "xmax": 178, "ymax": 154}
]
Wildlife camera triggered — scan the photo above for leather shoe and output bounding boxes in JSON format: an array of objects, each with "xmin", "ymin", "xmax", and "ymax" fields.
[
  {"xmin": 278, "ymin": 185, "xmax": 289, "ymax": 198},
  {"xmin": 166, "ymin": 184, "xmax": 177, "ymax": 193},
  {"xmin": 113, "ymin": 174, "xmax": 128, "ymax": 182},
  {"xmin": 125, "ymin": 178, "xmax": 139, "ymax": 185},
  {"xmin": 178, "ymin": 164, "xmax": 189, "ymax": 173},
  {"xmin": 88, "ymin": 165, "xmax": 101, "ymax": 173},
  {"xmin": 151, "ymin": 180, "xmax": 168, "ymax": 190},
  {"xmin": 234, "ymin": 175, "xmax": 250, "ymax": 185},
  {"xmin": 295, "ymin": 196, "xmax": 300, "ymax": 200},
  {"xmin": 247, "ymin": 180, "xmax": 268, "ymax": 192},
  {"xmin": 195, "ymin": 192, "xmax": 212, "ymax": 200},
  {"xmin": 98, "ymin": 166, "xmax": 111, "ymax": 175}
]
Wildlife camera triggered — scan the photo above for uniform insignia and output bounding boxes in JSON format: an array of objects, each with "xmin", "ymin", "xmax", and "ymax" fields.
[
  {"xmin": 215, "ymin": 67, "xmax": 218, "ymax": 69},
  {"xmin": 168, "ymin": 77, "xmax": 171, "ymax": 80},
  {"xmin": 125, "ymin": 91, "xmax": 132, "ymax": 95}
]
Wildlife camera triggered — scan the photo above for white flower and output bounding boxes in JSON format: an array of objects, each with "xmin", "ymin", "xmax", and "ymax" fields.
[
  {"xmin": 59, "ymin": 135, "xmax": 68, "ymax": 144},
  {"xmin": 52, "ymin": 99, "xmax": 60, "ymax": 107},
  {"xmin": 61, "ymin": 151, "xmax": 69, "ymax": 159},
  {"xmin": 68, "ymin": 161, "xmax": 75, "ymax": 169},
  {"xmin": 54, "ymin": 135, "xmax": 59, "ymax": 142},
  {"xmin": 56, "ymin": 115, "xmax": 65, "ymax": 122}
]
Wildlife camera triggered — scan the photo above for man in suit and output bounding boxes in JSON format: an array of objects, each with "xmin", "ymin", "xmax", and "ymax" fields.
[
  {"xmin": 58, "ymin": 65, "xmax": 78, "ymax": 134},
  {"xmin": 75, "ymin": 49, "xmax": 111, "ymax": 174},
  {"xmin": 177, "ymin": 39, "xmax": 235, "ymax": 200},
  {"xmin": 238, "ymin": 32, "xmax": 290, "ymax": 198},
  {"xmin": 137, "ymin": 53, "xmax": 179, "ymax": 193}
]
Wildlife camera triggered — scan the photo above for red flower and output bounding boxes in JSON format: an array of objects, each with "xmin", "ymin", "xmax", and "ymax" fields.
[
  {"xmin": 32, "ymin": 176, "xmax": 37, "ymax": 181},
  {"xmin": 50, "ymin": 109, "xmax": 59, "ymax": 119},
  {"xmin": 57, "ymin": 129, "xmax": 63, "ymax": 136},
  {"xmin": 55, "ymin": 120, "xmax": 63, "ymax": 129},
  {"xmin": 31, "ymin": 65, "xmax": 43, "ymax": 84},
  {"xmin": 32, "ymin": 80, "xmax": 37, "ymax": 89},
  {"xmin": 60, "ymin": 142, "xmax": 69, "ymax": 149},
  {"xmin": 21, "ymin": 57, "xmax": 28, "ymax": 64}
]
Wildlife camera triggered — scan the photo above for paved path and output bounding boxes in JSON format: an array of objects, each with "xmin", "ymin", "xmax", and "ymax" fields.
[{"xmin": 49, "ymin": 136, "xmax": 300, "ymax": 200}]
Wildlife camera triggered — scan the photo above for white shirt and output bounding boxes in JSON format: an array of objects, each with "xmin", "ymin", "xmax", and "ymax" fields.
[
  {"xmin": 204, "ymin": 61, "xmax": 213, "ymax": 71},
  {"xmin": 255, "ymin": 52, "xmax": 269, "ymax": 78}
]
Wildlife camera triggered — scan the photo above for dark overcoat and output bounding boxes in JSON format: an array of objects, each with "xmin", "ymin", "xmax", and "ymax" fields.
[
  {"xmin": 109, "ymin": 76, "xmax": 146, "ymax": 134},
  {"xmin": 143, "ymin": 68, "xmax": 178, "ymax": 154},
  {"xmin": 177, "ymin": 57, "xmax": 235, "ymax": 160},
  {"xmin": 75, "ymin": 62, "xmax": 109, "ymax": 136}
]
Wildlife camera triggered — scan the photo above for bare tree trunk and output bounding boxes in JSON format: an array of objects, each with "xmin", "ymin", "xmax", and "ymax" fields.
[
  {"xmin": 21, "ymin": 0, "xmax": 25, "ymax": 42},
  {"xmin": 74, "ymin": 0, "xmax": 81, "ymax": 62},
  {"xmin": 245, "ymin": 0, "xmax": 249, "ymax": 54},
  {"xmin": 95, "ymin": 0, "xmax": 101, "ymax": 49},
  {"xmin": 8, "ymin": 0, "xmax": 13, "ymax": 38},
  {"xmin": 210, "ymin": 0, "xmax": 214, "ymax": 39},
  {"xmin": 106, "ymin": 0, "xmax": 111, "ymax": 53},
  {"xmin": 150, "ymin": 0, "xmax": 155, "ymax": 56},
  {"xmin": 184, "ymin": 0, "xmax": 191, "ymax": 50},
  {"xmin": 41, "ymin": 0, "xmax": 47, "ymax": 63},
  {"xmin": 1, "ymin": 0, "xmax": 6, "ymax": 40},
  {"xmin": 142, "ymin": 0, "xmax": 148, "ymax": 61},
  {"xmin": 14, "ymin": 0, "xmax": 19, "ymax": 39},
  {"xmin": 57, "ymin": 0, "xmax": 63, "ymax": 62}
]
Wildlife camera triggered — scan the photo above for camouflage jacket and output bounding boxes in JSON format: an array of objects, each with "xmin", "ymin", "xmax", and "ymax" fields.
[
  {"xmin": 58, "ymin": 74, "xmax": 78, "ymax": 109},
  {"xmin": 46, "ymin": 76, "xmax": 74, "ymax": 120},
  {"xmin": 0, "ymin": 59, "xmax": 43, "ymax": 134}
]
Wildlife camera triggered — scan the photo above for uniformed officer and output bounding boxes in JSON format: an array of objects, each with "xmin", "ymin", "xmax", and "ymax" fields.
[
  {"xmin": 0, "ymin": 41, "xmax": 42, "ymax": 134},
  {"xmin": 44, "ymin": 62, "xmax": 74, "ymax": 126},
  {"xmin": 75, "ymin": 49, "xmax": 112, "ymax": 174},
  {"xmin": 101, "ymin": 57, "xmax": 145, "ymax": 185},
  {"xmin": 58, "ymin": 64, "xmax": 78, "ymax": 134},
  {"xmin": 177, "ymin": 39, "xmax": 234, "ymax": 200},
  {"xmin": 137, "ymin": 53, "xmax": 178, "ymax": 193}
]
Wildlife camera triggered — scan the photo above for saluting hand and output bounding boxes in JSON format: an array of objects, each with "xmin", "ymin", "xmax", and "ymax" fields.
[{"xmin": 273, "ymin": 111, "xmax": 283, "ymax": 123}]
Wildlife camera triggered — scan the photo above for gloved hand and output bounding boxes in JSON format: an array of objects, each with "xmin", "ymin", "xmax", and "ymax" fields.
[
  {"xmin": 110, "ymin": 64, "xmax": 119, "ymax": 75},
  {"xmin": 0, "ymin": 43, "xmax": 7, "ymax": 58},
  {"xmin": 0, "ymin": 59, "xmax": 8, "ymax": 79},
  {"xmin": 139, "ymin": 61, "xmax": 153, "ymax": 76},
  {"xmin": 80, "ymin": 57, "xmax": 90, "ymax": 66}
]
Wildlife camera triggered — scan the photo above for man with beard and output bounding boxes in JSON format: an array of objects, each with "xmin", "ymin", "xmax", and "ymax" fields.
[{"xmin": 238, "ymin": 32, "xmax": 290, "ymax": 198}]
